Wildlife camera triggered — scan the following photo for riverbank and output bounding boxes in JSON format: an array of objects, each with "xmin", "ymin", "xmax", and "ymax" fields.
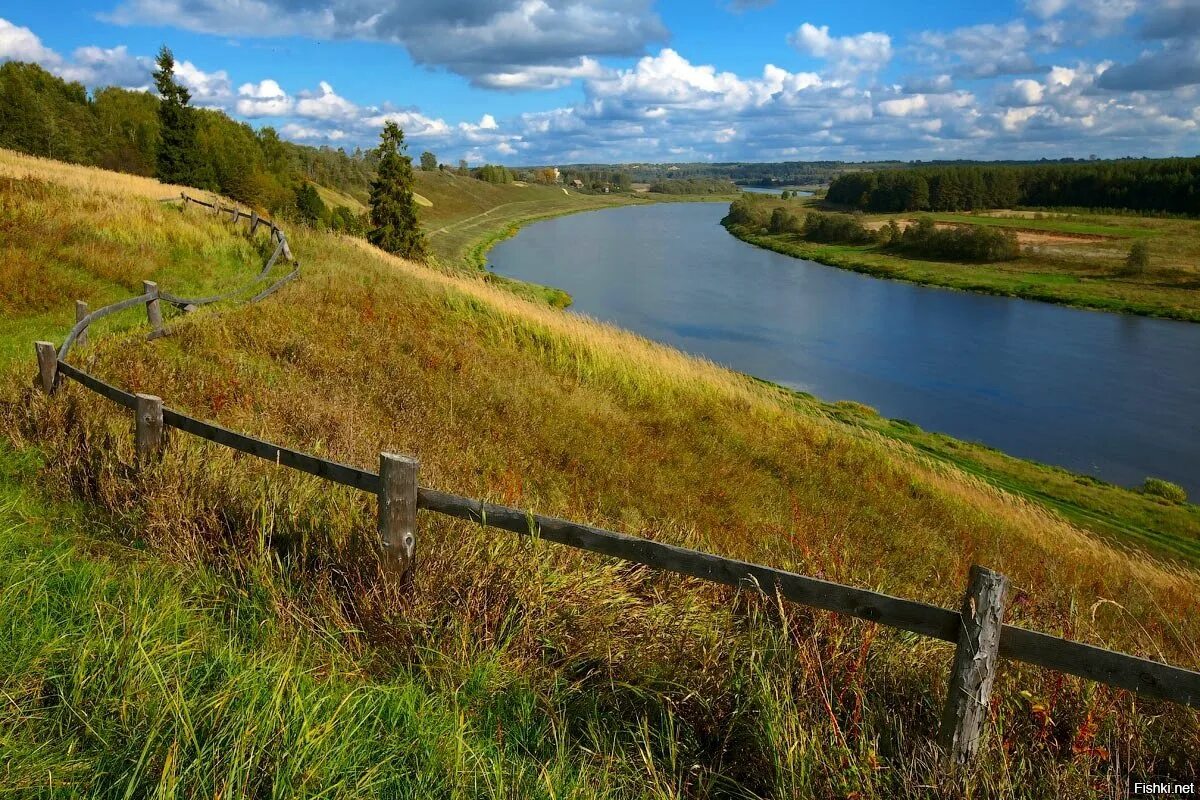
[
  {"xmin": 775, "ymin": 382, "xmax": 1200, "ymax": 566},
  {"xmin": 489, "ymin": 201, "xmax": 1200, "ymax": 563},
  {"xmin": 722, "ymin": 198, "xmax": 1200, "ymax": 322}
]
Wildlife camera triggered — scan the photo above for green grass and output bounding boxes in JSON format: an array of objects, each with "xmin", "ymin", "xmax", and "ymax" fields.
[
  {"xmin": 725, "ymin": 197, "xmax": 1200, "ymax": 321},
  {"xmin": 0, "ymin": 445, "xmax": 664, "ymax": 797}
]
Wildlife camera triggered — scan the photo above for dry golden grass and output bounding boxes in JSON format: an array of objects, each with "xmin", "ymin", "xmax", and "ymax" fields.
[{"xmin": 4, "ymin": 149, "xmax": 1198, "ymax": 797}]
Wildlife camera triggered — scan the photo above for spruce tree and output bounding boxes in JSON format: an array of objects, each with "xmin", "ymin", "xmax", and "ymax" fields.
[
  {"xmin": 368, "ymin": 122, "xmax": 427, "ymax": 260},
  {"xmin": 153, "ymin": 46, "xmax": 201, "ymax": 186}
]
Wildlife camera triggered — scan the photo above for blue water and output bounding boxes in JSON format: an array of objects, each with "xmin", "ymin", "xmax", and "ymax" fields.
[{"xmin": 488, "ymin": 202, "xmax": 1200, "ymax": 496}]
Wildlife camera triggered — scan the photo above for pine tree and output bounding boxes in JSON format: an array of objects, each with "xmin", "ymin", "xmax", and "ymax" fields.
[
  {"xmin": 153, "ymin": 46, "xmax": 201, "ymax": 186},
  {"xmin": 368, "ymin": 122, "xmax": 427, "ymax": 260}
]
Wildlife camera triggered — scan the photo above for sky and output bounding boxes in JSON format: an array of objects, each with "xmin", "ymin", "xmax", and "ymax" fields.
[{"xmin": 1, "ymin": 0, "xmax": 1199, "ymax": 165}]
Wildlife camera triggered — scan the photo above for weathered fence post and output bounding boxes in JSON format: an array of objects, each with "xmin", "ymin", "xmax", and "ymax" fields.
[
  {"xmin": 280, "ymin": 234, "xmax": 294, "ymax": 263},
  {"xmin": 143, "ymin": 280, "xmax": 164, "ymax": 338},
  {"xmin": 34, "ymin": 341, "xmax": 57, "ymax": 394},
  {"xmin": 135, "ymin": 393, "xmax": 165, "ymax": 464},
  {"xmin": 378, "ymin": 453, "xmax": 419, "ymax": 588},
  {"xmin": 939, "ymin": 565, "xmax": 1009, "ymax": 766},
  {"xmin": 250, "ymin": 211, "xmax": 260, "ymax": 234},
  {"xmin": 75, "ymin": 300, "xmax": 89, "ymax": 348}
]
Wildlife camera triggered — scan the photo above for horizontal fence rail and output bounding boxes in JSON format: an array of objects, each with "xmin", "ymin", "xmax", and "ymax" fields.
[
  {"xmin": 40, "ymin": 365, "xmax": 1200, "ymax": 713},
  {"xmin": 32, "ymin": 192, "xmax": 1200, "ymax": 768}
]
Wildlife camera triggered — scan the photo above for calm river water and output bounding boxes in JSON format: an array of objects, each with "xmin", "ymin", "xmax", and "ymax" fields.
[{"xmin": 488, "ymin": 202, "xmax": 1200, "ymax": 495}]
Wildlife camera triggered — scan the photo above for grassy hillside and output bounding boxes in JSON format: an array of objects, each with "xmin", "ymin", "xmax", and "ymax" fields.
[
  {"xmin": 2, "ymin": 150, "xmax": 1198, "ymax": 796},
  {"xmin": 724, "ymin": 194, "xmax": 1200, "ymax": 321}
]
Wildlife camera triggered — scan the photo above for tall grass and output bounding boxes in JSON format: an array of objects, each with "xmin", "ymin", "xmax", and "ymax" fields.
[{"xmin": 2, "ymin": 149, "xmax": 1198, "ymax": 796}]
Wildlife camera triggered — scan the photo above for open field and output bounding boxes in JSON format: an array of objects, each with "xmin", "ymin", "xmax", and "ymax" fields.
[
  {"xmin": 725, "ymin": 195, "xmax": 1200, "ymax": 321},
  {"xmin": 1, "ymin": 150, "xmax": 1198, "ymax": 796}
]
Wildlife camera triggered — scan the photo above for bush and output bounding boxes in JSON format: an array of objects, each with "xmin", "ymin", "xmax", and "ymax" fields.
[
  {"xmin": 768, "ymin": 207, "xmax": 802, "ymax": 234},
  {"xmin": 891, "ymin": 218, "xmax": 1019, "ymax": 262},
  {"xmin": 722, "ymin": 196, "xmax": 771, "ymax": 229},
  {"xmin": 1124, "ymin": 241, "xmax": 1151, "ymax": 274},
  {"xmin": 801, "ymin": 211, "xmax": 875, "ymax": 244},
  {"xmin": 1141, "ymin": 478, "xmax": 1187, "ymax": 503}
]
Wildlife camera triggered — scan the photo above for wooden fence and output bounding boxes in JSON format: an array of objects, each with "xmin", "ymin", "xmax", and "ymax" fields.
[{"xmin": 30, "ymin": 194, "xmax": 1200, "ymax": 768}]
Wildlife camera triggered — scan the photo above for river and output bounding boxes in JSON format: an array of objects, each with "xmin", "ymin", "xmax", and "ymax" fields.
[{"xmin": 488, "ymin": 202, "xmax": 1200, "ymax": 496}]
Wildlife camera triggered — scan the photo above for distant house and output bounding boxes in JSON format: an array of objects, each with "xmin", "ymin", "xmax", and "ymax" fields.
[{"xmin": 570, "ymin": 178, "xmax": 584, "ymax": 189}]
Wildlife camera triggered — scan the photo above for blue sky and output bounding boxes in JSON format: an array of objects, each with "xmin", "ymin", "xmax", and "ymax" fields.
[{"xmin": 1, "ymin": 0, "xmax": 1198, "ymax": 164}]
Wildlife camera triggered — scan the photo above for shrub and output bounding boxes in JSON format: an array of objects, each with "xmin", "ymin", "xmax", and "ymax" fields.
[
  {"xmin": 892, "ymin": 218, "xmax": 1019, "ymax": 262},
  {"xmin": 722, "ymin": 196, "xmax": 771, "ymax": 229},
  {"xmin": 1141, "ymin": 478, "xmax": 1187, "ymax": 503},
  {"xmin": 801, "ymin": 211, "xmax": 875, "ymax": 244},
  {"xmin": 1124, "ymin": 240, "xmax": 1151, "ymax": 274},
  {"xmin": 768, "ymin": 207, "xmax": 802, "ymax": 234}
]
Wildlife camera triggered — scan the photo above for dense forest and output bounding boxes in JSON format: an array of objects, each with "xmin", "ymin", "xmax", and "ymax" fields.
[
  {"xmin": 0, "ymin": 60, "xmax": 376, "ymax": 217},
  {"xmin": 826, "ymin": 159, "xmax": 1200, "ymax": 214}
]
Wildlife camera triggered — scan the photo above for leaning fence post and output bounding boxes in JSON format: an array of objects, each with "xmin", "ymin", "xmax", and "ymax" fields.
[
  {"xmin": 378, "ymin": 453, "xmax": 419, "ymax": 589},
  {"xmin": 143, "ymin": 280, "xmax": 164, "ymax": 338},
  {"xmin": 249, "ymin": 211, "xmax": 260, "ymax": 234},
  {"xmin": 34, "ymin": 341, "xmax": 57, "ymax": 394},
  {"xmin": 75, "ymin": 300, "xmax": 89, "ymax": 348},
  {"xmin": 939, "ymin": 565, "xmax": 1009, "ymax": 766},
  {"xmin": 135, "ymin": 393, "xmax": 165, "ymax": 465},
  {"xmin": 280, "ymin": 234, "xmax": 294, "ymax": 263}
]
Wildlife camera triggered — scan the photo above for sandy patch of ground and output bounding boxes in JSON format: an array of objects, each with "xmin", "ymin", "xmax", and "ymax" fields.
[{"xmin": 413, "ymin": 193, "xmax": 433, "ymax": 207}]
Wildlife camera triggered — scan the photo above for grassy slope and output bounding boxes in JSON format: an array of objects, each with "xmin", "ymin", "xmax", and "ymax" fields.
[
  {"xmin": 2, "ymin": 151, "xmax": 1199, "ymax": 795},
  {"xmin": 725, "ymin": 196, "xmax": 1200, "ymax": 321}
]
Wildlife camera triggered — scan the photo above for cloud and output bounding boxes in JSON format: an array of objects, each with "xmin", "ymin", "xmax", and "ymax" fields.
[
  {"xmin": 1025, "ymin": 0, "xmax": 1139, "ymax": 27},
  {"xmin": 295, "ymin": 81, "xmax": 359, "ymax": 121},
  {"xmin": 788, "ymin": 23, "xmax": 892, "ymax": 76},
  {"xmin": 174, "ymin": 59, "xmax": 232, "ymax": 106},
  {"xmin": 56, "ymin": 45, "xmax": 153, "ymax": 89},
  {"xmin": 236, "ymin": 78, "xmax": 292, "ymax": 117},
  {"xmin": 1141, "ymin": 1, "xmax": 1200, "ymax": 39},
  {"xmin": 1097, "ymin": 40, "xmax": 1200, "ymax": 90},
  {"xmin": 473, "ymin": 57, "xmax": 606, "ymax": 90},
  {"xmin": 878, "ymin": 95, "xmax": 927, "ymax": 117},
  {"xmin": 1000, "ymin": 78, "xmax": 1045, "ymax": 106},
  {"xmin": 103, "ymin": 0, "xmax": 668, "ymax": 90},
  {"xmin": 912, "ymin": 21, "xmax": 1052, "ymax": 79},
  {"xmin": 0, "ymin": 17, "xmax": 60, "ymax": 64},
  {"xmin": 901, "ymin": 74, "xmax": 953, "ymax": 94}
]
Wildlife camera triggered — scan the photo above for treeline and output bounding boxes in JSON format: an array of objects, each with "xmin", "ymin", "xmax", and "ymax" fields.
[
  {"xmin": 0, "ymin": 60, "xmax": 375, "ymax": 217},
  {"xmin": 473, "ymin": 164, "xmax": 517, "ymax": 184},
  {"xmin": 827, "ymin": 159, "xmax": 1200, "ymax": 215},
  {"xmin": 723, "ymin": 196, "xmax": 1018, "ymax": 262},
  {"xmin": 648, "ymin": 178, "xmax": 738, "ymax": 195},
  {"xmin": 560, "ymin": 168, "xmax": 632, "ymax": 192}
]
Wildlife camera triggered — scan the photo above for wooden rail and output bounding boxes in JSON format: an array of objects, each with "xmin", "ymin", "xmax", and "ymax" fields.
[{"xmin": 31, "ymin": 194, "xmax": 1200, "ymax": 769}]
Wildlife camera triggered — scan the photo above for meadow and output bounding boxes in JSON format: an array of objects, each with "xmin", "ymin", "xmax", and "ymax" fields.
[
  {"xmin": 724, "ymin": 194, "xmax": 1200, "ymax": 321},
  {"xmin": 1, "ymin": 149, "xmax": 1198, "ymax": 797}
]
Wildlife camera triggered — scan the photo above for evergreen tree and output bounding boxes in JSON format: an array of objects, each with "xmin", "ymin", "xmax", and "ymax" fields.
[
  {"xmin": 153, "ymin": 46, "xmax": 201, "ymax": 186},
  {"xmin": 368, "ymin": 122, "xmax": 427, "ymax": 260},
  {"xmin": 294, "ymin": 182, "xmax": 327, "ymax": 226}
]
